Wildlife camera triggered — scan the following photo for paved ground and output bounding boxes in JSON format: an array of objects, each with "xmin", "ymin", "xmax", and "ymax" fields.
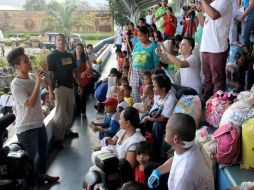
[{"xmin": 39, "ymin": 47, "xmax": 117, "ymax": 190}]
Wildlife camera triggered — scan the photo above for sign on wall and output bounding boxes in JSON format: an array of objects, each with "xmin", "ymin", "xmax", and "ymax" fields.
[{"xmin": 0, "ymin": 10, "xmax": 112, "ymax": 32}]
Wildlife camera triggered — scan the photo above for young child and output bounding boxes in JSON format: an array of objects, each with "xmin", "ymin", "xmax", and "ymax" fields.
[
  {"xmin": 115, "ymin": 48, "xmax": 125, "ymax": 71},
  {"xmin": 134, "ymin": 141, "xmax": 151, "ymax": 187},
  {"xmin": 133, "ymin": 85, "xmax": 154, "ymax": 113},
  {"xmin": 122, "ymin": 65, "xmax": 129, "ymax": 77},
  {"xmin": 122, "ymin": 50, "xmax": 129, "ymax": 68},
  {"xmin": 104, "ymin": 68, "xmax": 121, "ymax": 98},
  {"xmin": 0, "ymin": 87, "xmax": 14, "ymax": 115},
  {"xmin": 8, "ymin": 47, "xmax": 59, "ymax": 184},
  {"xmin": 116, "ymin": 88, "xmax": 128, "ymax": 113},
  {"xmin": 86, "ymin": 44, "xmax": 97, "ymax": 66},
  {"xmin": 90, "ymin": 97, "xmax": 120, "ymax": 140},
  {"xmin": 140, "ymin": 71, "xmax": 152, "ymax": 96},
  {"xmin": 123, "ymin": 84, "xmax": 134, "ymax": 106},
  {"xmin": 121, "ymin": 76, "xmax": 129, "ymax": 87}
]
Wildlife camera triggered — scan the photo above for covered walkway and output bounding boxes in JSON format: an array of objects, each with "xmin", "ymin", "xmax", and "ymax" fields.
[{"xmin": 39, "ymin": 47, "xmax": 117, "ymax": 190}]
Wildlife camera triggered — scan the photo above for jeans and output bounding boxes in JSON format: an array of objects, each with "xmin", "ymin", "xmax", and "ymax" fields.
[
  {"xmin": 17, "ymin": 125, "xmax": 48, "ymax": 175},
  {"xmin": 242, "ymin": 15, "xmax": 254, "ymax": 48}
]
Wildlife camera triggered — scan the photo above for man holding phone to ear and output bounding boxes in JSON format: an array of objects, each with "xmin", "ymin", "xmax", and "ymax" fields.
[{"xmin": 196, "ymin": 0, "xmax": 232, "ymax": 100}]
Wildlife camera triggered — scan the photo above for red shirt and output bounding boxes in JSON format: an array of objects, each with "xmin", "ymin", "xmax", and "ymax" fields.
[
  {"xmin": 118, "ymin": 57, "xmax": 125, "ymax": 70},
  {"xmin": 134, "ymin": 166, "xmax": 147, "ymax": 186},
  {"xmin": 185, "ymin": 18, "xmax": 198, "ymax": 37},
  {"xmin": 163, "ymin": 15, "xmax": 177, "ymax": 36}
]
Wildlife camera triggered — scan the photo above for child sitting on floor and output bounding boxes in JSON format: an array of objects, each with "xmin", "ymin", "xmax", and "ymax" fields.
[
  {"xmin": 134, "ymin": 141, "xmax": 151, "ymax": 187},
  {"xmin": 90, "ymin": 98, "xmax": 120, "ymax": 140}
]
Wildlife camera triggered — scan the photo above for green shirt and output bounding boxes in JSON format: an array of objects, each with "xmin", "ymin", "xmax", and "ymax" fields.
[{"xmin": 155, "ymin": 7, "xmax": 166, "ymax": 31}]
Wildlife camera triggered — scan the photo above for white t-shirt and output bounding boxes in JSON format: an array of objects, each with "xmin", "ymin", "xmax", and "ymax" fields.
[
  {"xmin": 10, "ymin": 74, "xmax": 44, "ymax": 134},
  {"xmin": 200, "ymin": 0, "xmax": 233, "ymax": 53},
  {"xmin": 146, "ymin": 15, "xmax": 153, "ymax": 25},
  {"xmin": 106, "ymin": 76, "xmax": 117, "ymax": 98},
  {"xmin": 115, "ymin": 129, "xmax": 146, "ymax": 159},
  {"xmin": 0, "ymin": 94, "xmax": 14, "ymax": 107},
  {"xmin": 168, "ymin": 143, "xmax": 214, "ymax": 190},
  {"xmin": 158, "ymin": 88, "xmax": 177, "ymax": 119},
  {"xmin": 115, "ymin": 29, "xmax": 123, "ymax": 45},
  {"xmin": 178, "ymin": 54, "xmax": 202, "ymax": 95}
]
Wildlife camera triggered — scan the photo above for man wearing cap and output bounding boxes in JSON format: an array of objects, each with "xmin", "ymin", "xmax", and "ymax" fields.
[
  {"xmin": 90, "ymin": 98, "xmax": 120, "ymax": 140},
  {"xmin": 196, "ymin": 0, "xmax": 232, "ymax": 100}
]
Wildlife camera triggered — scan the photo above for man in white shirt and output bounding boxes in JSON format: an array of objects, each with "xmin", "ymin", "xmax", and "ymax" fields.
[
  {"xmin": 146, "ymin": 9, "xmax": 153, "ymax": 25},
  {"xmin": 158, "ymin": 37, "xmax": 202, "ymax": 95},
  {"xmin": 148, "ymin": 113, "xmax": 214, "ymax": 190},
  {"xmin": 197, "ymin": 0, "xmax": 233, "ymax": 100}
]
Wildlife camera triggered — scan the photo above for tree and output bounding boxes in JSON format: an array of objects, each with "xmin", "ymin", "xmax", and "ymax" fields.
[
  {"xmin": 42, "ymin": 0, "xmax": 80, "ymax": 34},
  {"xmin": 108, "ymin": 0, "xmax": 130, "ymax": 26},
  {"xmin": 23, "ymin": 0, "xmax": 46, "ymax": 11}
]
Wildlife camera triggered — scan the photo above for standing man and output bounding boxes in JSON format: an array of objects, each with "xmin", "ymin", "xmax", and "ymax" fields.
[
  {"xmin": 155, "ymin": 0, "xmax": 168, "ymax": 35},
  {"xmin": 237, "ymin": 0, "xmax": 254, "ymax": 48},
  {"xmin": 196, "ymin": 0, "xmax": 232, "ymax": 100},
  {"xmin": 47, "ymin": 33, "xmax": 80, "ymax": 148}
]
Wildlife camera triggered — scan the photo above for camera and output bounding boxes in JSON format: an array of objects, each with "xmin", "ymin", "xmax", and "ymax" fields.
[
  {"xmin": 0, "ymin": 114, "xmax": 35, "ymax": 189},
  {"xmin": 83, "ymin": 151, "xmax": 121, "ymax": 190}
]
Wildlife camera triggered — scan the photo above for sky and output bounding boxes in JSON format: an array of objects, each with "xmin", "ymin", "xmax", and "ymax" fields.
[{"xmin": 0, "ymin": 0, "xmax": 108, "ymax": 9}]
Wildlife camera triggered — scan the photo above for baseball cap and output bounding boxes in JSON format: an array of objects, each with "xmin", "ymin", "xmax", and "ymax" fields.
[{"xmin": 102, "ymin": 98, "xmax": 118, "ymax": 106}]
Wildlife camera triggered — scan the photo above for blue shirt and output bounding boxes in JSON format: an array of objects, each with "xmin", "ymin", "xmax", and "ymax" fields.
[
  {"xmin": 104, "ymin": 112, "xmax": 120, "ymax": 136},
  {"xmin": 243, "ymin": 0, "xmax": 254, "ymax": 17},
  {"xmin": 132, "ymin": 42, "xmax": 159, "ymax": 70}
]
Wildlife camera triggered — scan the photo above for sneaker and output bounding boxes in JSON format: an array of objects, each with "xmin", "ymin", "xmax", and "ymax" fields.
[
  {"xmin": 38, "ymin": 174, "xmax": 60, "ymax": 183},
  {"xmin": 53, "ymin": 140, "xmax": 64, "ymax": 149},
  {"xmin": 65, "ymin": 131, "xmax": 79, "ymax": 138}
]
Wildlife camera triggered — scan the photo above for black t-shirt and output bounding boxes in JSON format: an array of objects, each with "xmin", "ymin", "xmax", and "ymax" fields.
[{"xmin": 47, "ymin": 50, "xmax": 76, "ymax": 89}]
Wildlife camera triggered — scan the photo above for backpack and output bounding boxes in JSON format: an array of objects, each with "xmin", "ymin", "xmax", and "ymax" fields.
[
  {"xmin": 213, "ymin": 123, "xmax": 239, "ymax": 165},
  {"xmin": 205, "ymin": 90, "xmax": 231, "ymax": 128},
  {"xmin": 241, "ymin": 117, "xmax": 254, "ymax": 169}
]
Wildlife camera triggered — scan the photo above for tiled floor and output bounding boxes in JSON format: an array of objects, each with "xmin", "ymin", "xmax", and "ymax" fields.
[{"xmin": 39, "ymin": 47, "xmax": 117, "ymax": 190}]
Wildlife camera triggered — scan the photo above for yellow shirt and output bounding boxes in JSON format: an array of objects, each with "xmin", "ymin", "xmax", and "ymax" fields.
[{"xmin": 124, "ymin": 96, "xmax": 134, "ymax": 106}]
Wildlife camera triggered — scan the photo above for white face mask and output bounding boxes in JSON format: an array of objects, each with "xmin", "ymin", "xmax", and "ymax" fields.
[
  {"xmin": 149, "ymin": 37, "xmax": 154, "ymax": 42},
  {"xmin": 180, "ymin": 140, "xmax": 196, "ymax": 148}
]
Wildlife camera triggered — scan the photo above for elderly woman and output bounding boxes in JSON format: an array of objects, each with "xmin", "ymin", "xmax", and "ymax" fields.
[
  {"xmin": 142, "ymin": 73, "xmax": 177, "ymax": 160},
  {"xmin": 129, "ymin": 26, "xmax": 160, "ymax": 103}
]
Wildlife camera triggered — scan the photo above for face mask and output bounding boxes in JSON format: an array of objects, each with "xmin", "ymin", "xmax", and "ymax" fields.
[
  {"xmin": 149, "ymin": 37, "xmax": 154, "ymax": 42},
  {"xmin": 180, "ymin": 139, "xmax": 196, "ymax": 148}
]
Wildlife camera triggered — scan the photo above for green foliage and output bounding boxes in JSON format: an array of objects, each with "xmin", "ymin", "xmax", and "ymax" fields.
[
  {"xmin": 108, "ymin": 0, "xmax": 130, "ymax": 26},
  {"xmin": 42, "ymin": 0, "xmax": 80, "ymax": 35},
  {"xmin": 23, "ymin": 0, "xmax": 46, "ymax": 11},
  {"xmin": 0, "ymin": 57, "xmax": 8, "ymax": 68}
]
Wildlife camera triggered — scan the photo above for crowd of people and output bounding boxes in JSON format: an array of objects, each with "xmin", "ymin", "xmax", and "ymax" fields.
[{"xmin": 4, "ymin": 0, "xmax": 254, "ymax": 189}]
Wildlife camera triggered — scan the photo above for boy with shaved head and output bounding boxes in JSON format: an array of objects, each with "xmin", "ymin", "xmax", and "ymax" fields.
[{"xmin": 148, "ymin": 113, "xmax": 214, "ymax": 190}]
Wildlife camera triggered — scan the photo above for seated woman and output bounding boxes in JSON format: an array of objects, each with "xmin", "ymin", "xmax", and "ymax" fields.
[
  {"xmin": 101, "ymin": 107, "xmax": 146, "ymax": 169},
  {"xmin": 84, "ymin": 107, "xmax": 146, "ymax": 190},
  {"xmin": 157, "ymin": 36, "xmax": 202, "ymax": 95},
  {"xmin": 142, "ymin": 73, "xmax": 177, "ymax": 161}
]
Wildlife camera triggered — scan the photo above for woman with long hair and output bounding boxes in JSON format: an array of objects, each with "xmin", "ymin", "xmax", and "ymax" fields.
[{"xmin": 73, "ymin": 43, "xmax": 93, "ymax": 118}]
